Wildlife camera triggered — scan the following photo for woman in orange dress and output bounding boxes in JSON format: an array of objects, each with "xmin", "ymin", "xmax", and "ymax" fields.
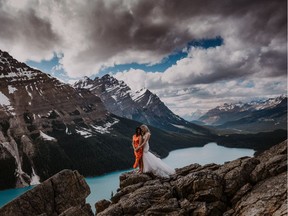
[{"xmin": 132, "ymin": 127, "xmax": 143, "ymax": 173}]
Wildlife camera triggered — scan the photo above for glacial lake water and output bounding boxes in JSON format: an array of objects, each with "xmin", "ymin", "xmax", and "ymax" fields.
[{"xmin": 0, "ymin": 143, "xmax": 255, "ymax": 213}]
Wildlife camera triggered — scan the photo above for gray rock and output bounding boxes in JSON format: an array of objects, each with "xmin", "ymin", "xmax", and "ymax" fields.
[
  {"xmin": 95, "ymin": 140, "xmax": 287, "ymax": 215},
  {"xmin": 0, "ymin": 169, "xmax": 93, "ymax": 216},
  {"xmin": 232, "ymin": 172, "xmax": 287, "ymax": 216}
]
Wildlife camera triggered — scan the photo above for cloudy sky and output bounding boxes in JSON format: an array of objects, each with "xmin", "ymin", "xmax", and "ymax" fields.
[{"xmin": 0, "ymin": 0, "xmax": 286, "ymax": 120}]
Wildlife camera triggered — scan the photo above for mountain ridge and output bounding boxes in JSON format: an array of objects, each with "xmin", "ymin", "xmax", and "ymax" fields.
[
  {"xmin": 74, "ymin": 74, "xmax": 211, "ymax": 135},
  {"xmin": 196, "ymin": 95, "xmax": 287, "ymax": 133}
]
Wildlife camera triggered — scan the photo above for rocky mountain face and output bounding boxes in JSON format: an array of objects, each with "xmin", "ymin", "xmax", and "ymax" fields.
[
  {"xmin": 1, "ymin": 140, "xmax": 286, "ymax": 216},
  {"xmin": 198, "ymin": 96, "xmax": 287, "ymax": 132},
  {"xmin": 0, "ymin": 50, "xmax": 213, "ymax": 190},
  {"xmin": 0, "ymin": 49, "xmax": 113, "ymax": 189},
  {"xmin": 74, "ymin": 75, "xmax": 211, "ymax": 135}
]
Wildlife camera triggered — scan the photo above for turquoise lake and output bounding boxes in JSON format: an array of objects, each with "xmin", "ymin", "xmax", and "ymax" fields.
[{"xmin": 0, "ymin": 143, "xmax": 255, "ymax": 213}]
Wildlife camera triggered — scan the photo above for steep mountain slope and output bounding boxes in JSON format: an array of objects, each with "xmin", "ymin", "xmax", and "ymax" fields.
[
  {"xmin": 74, "ymin": 75, "xmax": 210, "ymax": 135},
  {"xmin": 198, "ymin": 96, "xmax": 287, "ymax": 132},
  {"xmin": 0, "ymin": 50, "xmax": 212, "ymax": 190}
]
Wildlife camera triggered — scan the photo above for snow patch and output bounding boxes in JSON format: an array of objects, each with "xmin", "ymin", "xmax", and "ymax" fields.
[
  {"xmin": 145, "ymin": 95, "xmax": 153, "ymax": 106},
  {"xmin": 75, "ymin": 128, "xmax": 93, "ymax": 138},
  {"xmin": 131, "ymin": 88, "xmax": 147, "ymax": 102},
  {"xmin": 0, "ymin": 92, "xmax": 10, "ymax": 105},
  {"xmin": 40, "ymin": 131, "xmax": 57, "ymax": 141},
  {"xmin": 65, "ymin": 125, "xmax": 72, "ymax": 135},
  {"xmin": 25, "ymin": 86, "xmax": 33, "ymax": 100},
  {"xmin": 30, "ymin": 167, "xmax": 40, "ymax": 185},
  {"xmin": 8, "ymin": 85, "xmax": 17, "ymax": 94},
  {"xmin": 91, "ymin": 118, "xmax": 120, "ymax": 134}
]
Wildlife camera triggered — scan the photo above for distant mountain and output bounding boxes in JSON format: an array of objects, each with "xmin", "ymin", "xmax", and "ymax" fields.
[
  {"xmin": 198, "ymin": 96, "xmax": 287, "ymax": 133},
  {"xmin": 184, "ymin": 109, "xmax": 206, "ymax": 121},
  {"xmin": 0, "ymin": 50, "xmax": 212, "ymax": 190},
  {"xmin": 74, "ymin": 75, "xmax": 211, "ymax": 135}
]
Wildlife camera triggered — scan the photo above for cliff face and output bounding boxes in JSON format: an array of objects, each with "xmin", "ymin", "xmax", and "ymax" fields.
[
  {"xmin": 97, "ymin": 140, "xmax": 287, "ymax": 216},
  {"xmin": 1, "ymin": 140, "xmax": 286, "ymax": 216},
  {"xmin": 0, "ymin": 50, "xmax": 109, "ymax": 189}
]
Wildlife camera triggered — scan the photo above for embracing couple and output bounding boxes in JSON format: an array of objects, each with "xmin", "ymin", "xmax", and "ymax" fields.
[{"xmin": 132, "ymin": 124, "xmax": 175, "ymax": 178}]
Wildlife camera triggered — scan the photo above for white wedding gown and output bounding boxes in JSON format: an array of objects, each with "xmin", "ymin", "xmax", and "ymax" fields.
[{"xmin": 142, "ymin": 138, "xmax": 175, "ymax": 178}]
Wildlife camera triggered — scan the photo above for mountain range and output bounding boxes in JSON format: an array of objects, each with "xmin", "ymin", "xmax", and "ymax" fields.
[
  {"xmin": 74, "ymin": 75, "xmax": 210, "ymax": 135},
  {"xmin": 0, "ymin": 49, "xmax": 286, "ymax": 191},
  {"xmin": 0, "ymin": 50, "xmax": 212, "ymax": 190},
  {"xmin": 196, "ymin": 96, "xmax": 287, "ymax": 133}
]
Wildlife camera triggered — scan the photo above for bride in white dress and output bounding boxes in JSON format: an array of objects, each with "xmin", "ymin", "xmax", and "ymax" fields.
[{"xmin": 136, "ymin": 124, "xmax": 175, "ymax": 178}]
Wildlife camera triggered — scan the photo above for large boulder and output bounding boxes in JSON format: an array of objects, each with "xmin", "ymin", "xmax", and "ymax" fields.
[{"xmin": 0, "ymin": 169, "xmax": 93, "ymax": 216}]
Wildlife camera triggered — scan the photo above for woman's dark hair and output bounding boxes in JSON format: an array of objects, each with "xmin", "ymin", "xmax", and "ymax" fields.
[{"xmin": 135, "ymin": 127, "xmax": 142, "ymax": 136}]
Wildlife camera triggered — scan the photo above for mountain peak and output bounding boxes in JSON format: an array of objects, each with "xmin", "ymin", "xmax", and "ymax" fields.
[{"xmin": 73, "ymin": 75, "xmax": 210, "ymax": 134}]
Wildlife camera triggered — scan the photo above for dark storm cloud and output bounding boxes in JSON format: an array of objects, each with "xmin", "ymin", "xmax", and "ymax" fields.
[
  {"xmin": 0, "ymin": 0, "xmax": 286, "ymax": 79},
  {"xmin": 74, "ymin": 0, "xmax": 286, "ymax": 79},
  {"xmin": 0, "ymin": 3, "xmax": 61, "ymax": 61}
]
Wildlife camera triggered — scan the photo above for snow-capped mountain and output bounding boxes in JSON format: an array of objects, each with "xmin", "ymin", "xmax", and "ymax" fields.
[
  {"xmin": 0, "ymin": 50, "xmax": 212, "ymax": 190},
  {"xmin": 198, "ymin": 96, "xmax": 287, "ymax": 132},
  {"xmin": 74, "ymin": 75, "xmax": 211, "ymax": 135},
  {"xmin": 0, "ymin": 50, "xmax": 116, "ymax": 189}
]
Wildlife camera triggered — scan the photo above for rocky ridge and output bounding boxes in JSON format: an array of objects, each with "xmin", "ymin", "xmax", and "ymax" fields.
[
  {"xmin": 97, "ymin": 139, "xmax": 287, "ymax": 215},
  {"xmin": 1, "ymin": 140, "xmax": 286, "ymax": 216},
  {"xmin": 198, "ymin": 96, "xmax": 287, "ymax": 133}
]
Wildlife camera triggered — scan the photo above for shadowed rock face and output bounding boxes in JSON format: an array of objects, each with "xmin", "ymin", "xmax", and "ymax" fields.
[
  {"xmin": 0, "ymin": 169, "xmax": 94, "ymax": 216},
  {"xmin": 96, "ymin": 140, "xmax": 287, "ymax": 216}
]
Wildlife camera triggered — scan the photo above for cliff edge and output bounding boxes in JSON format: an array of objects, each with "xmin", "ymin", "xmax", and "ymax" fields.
[{"xmin": 97, "ymin": 140, "xmax": 287, "ymax": 216}]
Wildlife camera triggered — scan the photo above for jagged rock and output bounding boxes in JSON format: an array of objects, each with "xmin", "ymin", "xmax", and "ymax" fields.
[
  {"xmin": 95, "ymin": 199, "xmax": 111, "ymax": 214},
  {"xmin": 232, "ymin": 172, "xmax": 287, "ymax": 216},
  {"xmin": 96, "ymin": 140, "xmax": 287, "ymax": 215},
  {"xmin": 215, "ymin": 157, "xmax": 259, "ymax": 198},
  {"xmin": 250, "ymin": 140, "xmax": 287, "ymax": 183},
  {"xmin": 172, "ymin": 171, "xmax": 224, "ymax": 203},
  {"xmin": 119, "ymin": 172, "xmax": 152, "ymax": 189},
  {"xmin": 0, "ymin": 169, "xmax": 93, "ymax": 216}
]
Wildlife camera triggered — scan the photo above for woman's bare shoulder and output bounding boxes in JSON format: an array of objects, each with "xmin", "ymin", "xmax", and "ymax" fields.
[{"xmin": 145, "ymin": 132, "xmax": 151, "ymax": 137}]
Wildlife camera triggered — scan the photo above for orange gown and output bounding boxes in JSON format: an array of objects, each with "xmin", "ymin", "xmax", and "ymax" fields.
[{"xmin": 132, "ymin": 134, "xmax": 143, "ymax": 169}]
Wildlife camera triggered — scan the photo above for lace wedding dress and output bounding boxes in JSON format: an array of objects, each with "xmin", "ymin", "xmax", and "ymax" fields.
[{"xmin": 142, "ymin": 136, "xmax": 175, "ymax": 178}]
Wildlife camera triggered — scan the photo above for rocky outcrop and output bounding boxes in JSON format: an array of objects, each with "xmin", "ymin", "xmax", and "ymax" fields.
[
  {"xmin": 0, "ymin": 141, "xmax": 286, "ymax": 215},
  {"xmin": 96, "ymin": 140, "xmax": 287, "ymax": 215},
  {"xmin": 0, "ymin": 169, "xmax": 94, "ymax": 216}
]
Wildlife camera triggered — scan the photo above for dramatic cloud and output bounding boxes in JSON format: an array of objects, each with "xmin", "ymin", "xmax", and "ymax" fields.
[
  {"xmin": 0, "ymin": 0, "xmax": 286, "ymax": 117},
  {"xmin": 0, "ymin": 0, "xmax": 286, "ymax": 76},
  {"xmin": 0, "ymin": 0, "xmax": 61, "ymax": 61}
]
